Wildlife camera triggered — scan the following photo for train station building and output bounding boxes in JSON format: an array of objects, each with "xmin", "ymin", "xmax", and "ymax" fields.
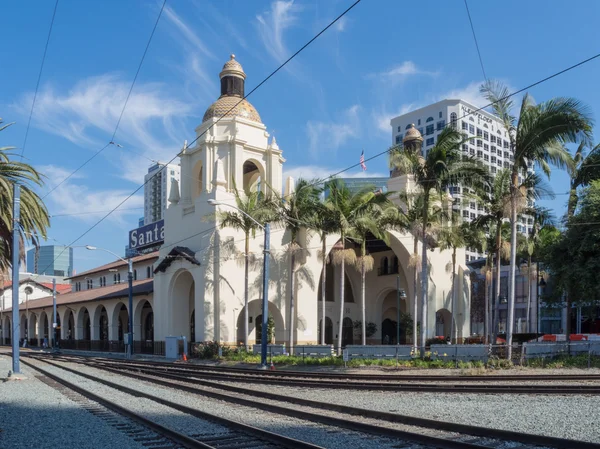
[{"xmin": 0, "ymin": 56, "xmax": 470, "ymax": 352}]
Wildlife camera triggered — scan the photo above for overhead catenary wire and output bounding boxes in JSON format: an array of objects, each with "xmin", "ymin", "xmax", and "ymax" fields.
[
  {"xmin": 20, "ymin": 0, "xmax": 59, "ymax": 160},
  {"xmin": 40, "ymin": 14, "xmax": 600, "ymax": 274},
  {"xmin": 464, "ymin": 0, "xmax": 488, "ymax": 82},
  {"xmin": 40, "ymin": 0, "xmax": 167, "ymax": 200},
  {"xmin": 37, "ymin": 0, "xmax": 363, "ymax": 276}
]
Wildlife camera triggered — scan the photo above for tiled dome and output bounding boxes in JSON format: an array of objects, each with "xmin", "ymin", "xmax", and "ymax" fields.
[{"xmin": 202, "ymin": 96, "xmax": 262, "ymax": 123}]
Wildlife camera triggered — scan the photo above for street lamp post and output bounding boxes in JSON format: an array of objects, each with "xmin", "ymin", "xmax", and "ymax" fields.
[
  {"xmin": 208, "ymin": 199, "xmax": 270, "ymax": 369},
  {"xmin": 86, "ymin": 245, "xmax": 133, "ymax": 358}
]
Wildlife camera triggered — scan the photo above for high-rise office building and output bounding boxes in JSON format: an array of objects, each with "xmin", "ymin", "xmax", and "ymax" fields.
[
  {"xmin": 144, "ymin": 162, "xmax": 181, "ymax": 225},
  {"xmin": 26, "ymin": 245, "xmax": 74, "ymax": 277},
  {"xmin": 390, "ymin": 99, "xmax": 535, "ymax": 262}
]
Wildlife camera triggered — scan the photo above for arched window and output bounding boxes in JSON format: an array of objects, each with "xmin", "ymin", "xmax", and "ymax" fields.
[
  {"xmin": 117, "ymin": 273, "xmax": 121, "ymax": 283},
  {"xmin": 483, "ymin": 123, "xmax": 489, "ymax": 128},
  {"xmin": 405, "ymin": 124, "xmax": 412, "ymax": 130},
  {"xmin": 497, "ymin": 129, "xmax": 502, "ymax": 135},
  {"xmin": 450, "ymin": 112, "xmax": 457, "ymax": 129},
  {"xmin": 133, "ymin": 270, "xmax": 137, "ymax": 281},
  {"xmin": 113, "ymin": 274, "xmax": 117, "ymax": 284},
  {"xmin": 426, "ymin": 117, "xmax": 434, "ymax": 123},
  {"xmin": 392, "ymin": 256, "xmax": 399, "ymax": 273},
  {"xmin": 469, "ymin": 116, "xmax": 474, "ymax": 121},
  {"xmin": 381, "ymin": 257, "xmax": 389, "ymax": 275},
  {"xmin": 146, "ymin": 266, "xmax": 151, "ymax": 278}
]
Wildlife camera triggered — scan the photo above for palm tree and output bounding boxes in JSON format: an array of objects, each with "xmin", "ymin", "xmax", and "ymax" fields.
[
  {"xmin": 349, "ymin": 194, "xmax": 403, "ymax": 345},
  {"xmin": 0, "ymin": 119, "xmax": 50, "ymax": 272},
  {"xmin": 390, "ymin": 126, "xmax": 488, "ymax": 354},
  {"xmin": 568, "ymin": 141, "xmax": 600, "ymax": 217},
  {"xmin": 480, "ymin": 80, "xmax": 592, "ymax": 357},
  {"xmin": 519, "ymin": 207, "xmax": 554, "ymax": 333},
  {"xmin": 275, "ymin": 178, "xmax": 321, "ymax": 354},
  {"xmin": 324, "ymin": 179, "xmax": 383, "ymax": 354},
  {"xmin": 214, "ymin": 188, "xmax": 275, "ymax": 349}
]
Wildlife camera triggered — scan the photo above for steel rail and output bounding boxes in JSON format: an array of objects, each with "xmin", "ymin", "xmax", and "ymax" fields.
[
  {"xmin": 23, "ymin": 356, "xmax": 324, "ymax": 449},
  {"xmin": 69, "ymin": 358, "xmax": 600, "ymax": 449},
  {"xmin": 30, "ymin": 355, "xmax": 494, "ymax": 449},
  {"xmin": 54, "ymin": 356, "xmax": 600, "ymax": 394},
  {"xmin": 51, "ymin": 352, "xmax": 600, "ymax": 382},
  {"xmin": 19, "ymin": 358, "xmax": 213, "ymax": 449}
]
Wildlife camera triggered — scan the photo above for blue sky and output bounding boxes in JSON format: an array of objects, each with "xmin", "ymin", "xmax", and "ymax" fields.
[{"xmin": 2, "ymin": 0, "xmax": 600, "ymax": 272}]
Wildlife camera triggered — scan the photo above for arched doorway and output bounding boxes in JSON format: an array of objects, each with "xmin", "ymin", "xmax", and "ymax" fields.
[
  {"xmin": 65, "ymin": 310, "xmax": 75, "ymax": 340},
  {"xmin": 115, "ymin": 303, "xmax": 128, "ymax": 342},
  {"xmin": 240, "ymin": 299, "xmax": 285, "ymax": 345},
  {"xmin": 190, "ymin": 310, "xmax": 195, "ymax": 343},
  {"xmin": 169, "ymin": 270, "xmax": 195, "ymax": 341},
  {"xmin": 77, "ymin": 307, "xmax": 91, "ymax": 341},
  {"xmin": 39, "ymin": 312, "xmax": 49, "ymax": 342},
  {"xmin": 243, "ymin": 160, "xmax": 263, "ymax": 194},
  {"xmin": 97, "ymin": 306, "xmax": 109, "ymax": 341},
  {"xmin": 2, "ymin": 316, "xmax": 11, "ymax": 344},
  {"xmin": 342, "ymin": 317, "xmax": 353, "ymax": 346},
  {"xmin": 30, "ymin": 314, "xmax": 38, "ymax": 344},
  {"xmin": 319, "ymin": 317, "xmax": 333, "ymax": 345},
  {"xmin": 381, "ymin": 290, "xmax": 408, "ymax": 344},
  {"xmin": 20, "ymin": 314, "xmax": 27, "ymax": 341},
  {"xmin": 436, "ymin": 309, "xmax": 452, "ymax": 338}
]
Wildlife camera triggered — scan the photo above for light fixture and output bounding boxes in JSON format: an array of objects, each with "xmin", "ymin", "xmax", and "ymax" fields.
[{"xmin": 85, "ymin": 245, "xmax": 97, "ymax": 251}]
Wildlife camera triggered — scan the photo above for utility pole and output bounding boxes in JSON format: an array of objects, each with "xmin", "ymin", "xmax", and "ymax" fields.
[
  {"xmin": 11, "ymin": 184, "xmax": 21, "ymax": 374},
  {"xmin": 52, "ymin": 278, "xmax": 57, "ymax": 352}
]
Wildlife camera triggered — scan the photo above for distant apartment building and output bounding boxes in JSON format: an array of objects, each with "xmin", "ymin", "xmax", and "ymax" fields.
[
  {"xmin": 323, "ymin": 177, "xmax": 389, "ymax": 198},
  {"xmin": 26, "ymin": 245, "xmax": 73, "ymax": 277},
  {"xmin": 390, "ymin": 99, "xmax": 535, "ymax": 262},
  {"xmin": 144, "ymin": 162, "xmax": 181, "ymax": 225}
]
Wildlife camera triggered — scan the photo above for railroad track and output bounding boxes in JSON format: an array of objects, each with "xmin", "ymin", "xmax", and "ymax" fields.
[
  {"xmin": 18, "ymin": 356, "xmax": 324, "ymax": 449},
  {"xmin": 28, "ymin": 354, "xmax": 600, "ymax": 449},
  {"xmin": 46, "ymin": 354, "xmax": 600, "ymax": 394},
  {"xmin": 45, "ymin": 351, "xmax": 600, "ymax": 382}
]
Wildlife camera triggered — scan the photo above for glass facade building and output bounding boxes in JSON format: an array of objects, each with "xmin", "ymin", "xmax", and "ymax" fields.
[{"xmin": 26, "ymin": 245, "xmax": 74, "ymax": 277}]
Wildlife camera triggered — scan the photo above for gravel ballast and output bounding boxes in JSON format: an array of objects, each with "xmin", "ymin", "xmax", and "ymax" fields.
[
  {"xmin": 39, "ymin": 358, "xmax": 439, "ymax": 449},
  {"xmin": 0, "ymin": 355, "xmax": 147, "ymax": 449},
  {"xmin": 213, "ymin": 378, "xmax": 600, "ymax": 443}
]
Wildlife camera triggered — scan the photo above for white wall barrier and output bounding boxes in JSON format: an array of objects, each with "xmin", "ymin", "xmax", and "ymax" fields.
[
  {"xmin": 523, "ymin": 342, "xmax": 600, "ymax": 360},
  {"xmin": 430, "ymin": 344, "xmax": 489, "ymax": 362},
  {"xmin": 344, "ymin": 345, "xmax": 414, "ymax": 360}
]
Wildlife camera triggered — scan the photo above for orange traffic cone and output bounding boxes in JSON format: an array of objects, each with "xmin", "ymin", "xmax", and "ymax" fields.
[
  {"xmin": 270, "ymin": 361, "xmax": 275, "ymax": 371},
  {"xmin": 183, "ymin": 353, "xmax": 188, "ymax": 362}
]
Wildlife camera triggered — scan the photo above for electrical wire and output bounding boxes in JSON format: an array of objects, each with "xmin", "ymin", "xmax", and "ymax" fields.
[
  {"xmin": 464, "ymin": 0, "xmax": 487, "ymax": 82},
  {"xmin": 37, "ymin": 0, "xmax": 363, "ymax": 276},
  {"xmin": 40, "ymin": 0, "xmax": 167, "ymax": 200},
  {"xmin": 20, "ymin": 0, "xmax": 59, "ymax": 160}
]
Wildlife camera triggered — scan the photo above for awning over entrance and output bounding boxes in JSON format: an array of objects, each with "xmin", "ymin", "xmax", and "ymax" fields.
[{"xmin": 154, "ymin": 246, "xmax": 201, "ymax": 273}]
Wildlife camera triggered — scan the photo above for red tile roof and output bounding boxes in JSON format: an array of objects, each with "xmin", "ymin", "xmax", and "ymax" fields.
[
  {"xmin": 68, "ymin": 251, "xmax": 159, "ymax": 280},
  {"xmin": 1, "ymin": 279, "xmax": 71, "ymax": 293},
  {"xmin": 3, "ymin": 279, "xmax": 153, "ymax": 312}
]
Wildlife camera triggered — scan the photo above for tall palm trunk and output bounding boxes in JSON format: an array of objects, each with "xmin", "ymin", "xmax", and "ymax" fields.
[
  {"xmin": 526, "ymin": 255, "xmax": 532, "ymax": 332},
  {"xmin": 450, "ymin": 248, "xmax": 456, "ymax": 343},
  {"xmin": 288, "ymin": 244, "xmax": 295, "ymax": 355},
  {"xmin": 321, "ymin": 235, "xmax": 327, "ymax": 345},
  {"xmin": 484, "ymin": 259, "xmax": 490, "ymax": 344},
  {"xmin": 420, "ymin": 193, "xmax": 429, "ymax": 356},
  {"xmin": 360, "ymin": 242, "xmax": 366, "ymax": 346},
  {"xmin": 244, "ymin": 233, "xmax": 249, "ymax": 349},
  {"xmin": 493, "ymin": 223, "xmax": 502, "ymax": 345},
  {"xmin": 336, "ymin": 238, "xmax": 345, "ymax": 356},
  {"xmin": 507, "ymin": 170, "xmax": 519, "ymax": 360},
  {"xmin": 412, "ymin": 236, "xmax": 418, "ymax": 350}
]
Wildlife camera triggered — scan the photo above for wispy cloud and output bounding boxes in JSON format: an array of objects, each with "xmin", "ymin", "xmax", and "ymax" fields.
[
  {"xmin": 372, "ymin": 104, "xmax": 419, "ymax": 135},
  {"xmin": 438, "ymin": 81, "xmax": 487, "ymax": 108},
  {"xmin": 40, "ymin": 164, "xmax": 144, "ymax": 225},
  {"xmin": 306, "ymin": 105, "xmax": 361, "ymax": 158},
  {"xmin": 256, "ymin": 1, "xmax": 301, "ymax": 63},
  {"xmin": 283, "ymin": 165, "xmax": 388, "ymax": 182},
  {"xmin": 334, "ymin": 16, "xmax": 347, "ymax": 32},
  {"xmin": 368, "ymin": 61, "xmax": 437, "ymax": 83},
  {"xmin": 12, "ymin": 75, "xmax": 192, "ymax": 184},
  {"xmin": 163, "ymin": 5, "xmax": 214, "ymax": 59}
]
